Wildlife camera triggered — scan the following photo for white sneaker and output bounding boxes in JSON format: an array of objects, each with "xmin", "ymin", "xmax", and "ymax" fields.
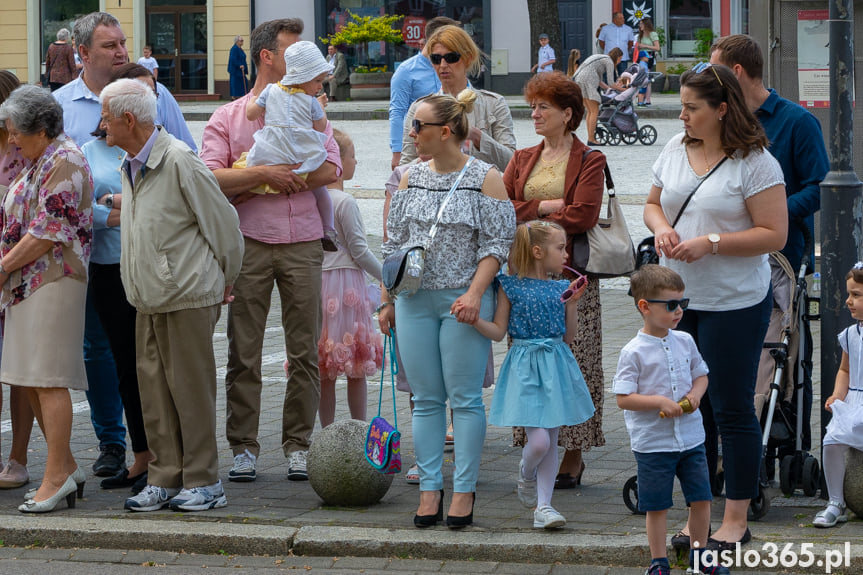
[
  {"xmin": 228, "ymin": 449, "xmax": 257, "ymax": 482},
  {"xmin": 534, "ymin": 505, "xmax": 566, "ymax": 529},
  {"xmin": 124, "ymin": 484, "xmax": 180, "ymax": 512},
  {"xmin": 168, "ymin": 480, "xmax": 227, "ymax": 511},
  {"xmin": 287, "ymin": 450, "xmax": 308, "ymax": 481},
  {"xmin": 517, "ymin": 461, "xmax": 537, "ymax": 508}
]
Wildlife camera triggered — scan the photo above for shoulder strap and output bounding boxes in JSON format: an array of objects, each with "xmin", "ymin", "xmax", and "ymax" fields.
[
  {"xmin": 670, "ymin": 156, "xmax": 728, "ymax": 228},
  {"xmin": 427, "ymin": 156, "xmax": 475, "ymax": 245},
  {"xmin": 581, "ymin": 148, "xmax": 614, "ymax": 195},
  {"xmin": 377, "ymin": 331, "xmax": 399, "ymax": 430}
]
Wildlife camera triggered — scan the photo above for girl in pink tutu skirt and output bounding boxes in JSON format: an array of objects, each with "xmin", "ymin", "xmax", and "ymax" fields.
[{"xmin": 316, "ymin": 129, "xmax": 383, "ymax": 426}]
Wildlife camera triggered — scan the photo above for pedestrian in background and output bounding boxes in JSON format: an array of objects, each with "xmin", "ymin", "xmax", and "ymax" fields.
[
  {"xmin": 531, "ymin": 33, "xmax": 556, "ymax": 73},
  {"xmin": 229, "ymin": 35, "xmax": 248, "ymax": 99},
  {"xmin": 598, "ymin": 12, "xmax": 633, "ymax": 76},
  {"xmin": 45, "ymin": 28, "xmax": 77, "ymax": 91}
]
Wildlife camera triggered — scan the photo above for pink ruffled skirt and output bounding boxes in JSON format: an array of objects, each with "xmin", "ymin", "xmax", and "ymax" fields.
[{"xmin": 318, "ymin": 268, "xmax": 383, "ymax": 380}]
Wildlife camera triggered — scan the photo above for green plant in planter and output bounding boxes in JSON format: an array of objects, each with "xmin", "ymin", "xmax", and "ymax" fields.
[
  {"xmin": 694, "ymin": 28, "xmax": 715, "ymax": 62},
  {"xmin": 321, "ymin": 12, "xmax": 403, "ymax": 72},
  {"xmin": 666, "ymin": 62, "xmax": 689, "ymax": 75}
]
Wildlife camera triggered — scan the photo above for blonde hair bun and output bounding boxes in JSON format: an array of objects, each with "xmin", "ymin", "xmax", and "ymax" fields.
[{"xmin": 456, "ymin": 88, "xmax": 477, "ymax": 114}]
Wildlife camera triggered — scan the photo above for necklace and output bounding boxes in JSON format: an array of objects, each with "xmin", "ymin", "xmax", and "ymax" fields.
[
  {"xmin": 701, "ymin": 144, "xmax": 724, "ymax": 173},
  {"xmin": 541, "ymin": 145, "xmax": 570, "ymax": 164}
]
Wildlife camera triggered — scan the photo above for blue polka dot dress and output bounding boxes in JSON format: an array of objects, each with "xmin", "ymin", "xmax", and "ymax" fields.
[{"xmin": 489, "ymin": 275, "xmax": 595, "ymax": 428}]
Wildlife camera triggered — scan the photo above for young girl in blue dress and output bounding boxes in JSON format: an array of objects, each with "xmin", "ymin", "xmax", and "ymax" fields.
[
  {"xmin": 814, "ymin": 262, "xmax": 863, "ymax": 528},
  {"xmin": 471, "ymin": 220, "xmax": 595, "ymax": 529}
]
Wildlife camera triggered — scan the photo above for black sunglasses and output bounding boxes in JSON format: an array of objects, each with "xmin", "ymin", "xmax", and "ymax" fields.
[
  {"xmin": 645, "ymin": 298, "xmax": 690, "ymax": 312},
  {"xmin": 430, "ymin": 52, "xmax": 461, "ymax": 65},
  {"xmin": 412, "ymin": 118, "xmax": 447, "ymax": 133}
]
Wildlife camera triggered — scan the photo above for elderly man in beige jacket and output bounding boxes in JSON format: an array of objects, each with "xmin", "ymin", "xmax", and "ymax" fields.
[{"xmin": 98, "ymin": 78, "xmax": 244, "ymax": 513}]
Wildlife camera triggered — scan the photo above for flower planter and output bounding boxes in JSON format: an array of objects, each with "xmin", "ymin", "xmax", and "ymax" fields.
[
  {"xmin": 349, "ymin": 71, "xmax": 392, "ymax": 100},
  {"xmin": 666, "ymin": 74, "xmax": 681, "ymax": 93}
]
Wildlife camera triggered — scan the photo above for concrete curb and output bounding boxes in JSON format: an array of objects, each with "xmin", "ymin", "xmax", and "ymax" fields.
[{"xmin": 0, "ymin": 517, "xmax": 859, "ymax": 570}]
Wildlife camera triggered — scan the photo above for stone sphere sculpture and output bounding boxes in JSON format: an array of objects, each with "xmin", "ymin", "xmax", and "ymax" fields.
[
  {"xmin": 844, "ymin": 448, "xmax": 863, "ymax": 518},
  {"xmin": 307, "ymin": 418, "xmax": 394, "ymax": 506}
]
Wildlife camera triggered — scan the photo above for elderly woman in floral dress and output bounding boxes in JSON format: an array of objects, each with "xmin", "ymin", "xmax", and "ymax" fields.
[{"xmin": 0, "ymin": 84, "xmax": 92, "ymax": 513}]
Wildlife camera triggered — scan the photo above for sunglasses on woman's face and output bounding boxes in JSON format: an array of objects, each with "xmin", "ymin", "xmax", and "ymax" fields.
[
  {"xmin": 430, "ymin": 52, "xmax": 461, "ymax": 65},
  {"xmin": 412, "ymin": 118, "xmax": 446, "ymax": 133},
  {"xmin": 645, "ymin": 298, "xmax": 690, "ymax": 312}
]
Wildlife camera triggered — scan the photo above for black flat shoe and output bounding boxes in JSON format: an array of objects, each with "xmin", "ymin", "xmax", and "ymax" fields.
[
  {"xmin": 671, "ymin": 526, "xmax": 712, "ymax": 549},
  {"xmin": 554, "ymin": 472, "xmax": 576, "ymax": 489},
  {"xmin": 707, "ymin": 527, "xmax": 751, "ymax": 551},
  {"xmin": 100, "ymin": 469, "xmax": 147, "ymax": 489},
  {"xmin": 587, "ymin": 141, "xmax": 603, "ymax": 146},
  {"xmin": 414, "ymin": 489, "xmax": 444, "ymax": 528},
  {"xmin": 445, "ymin": 492, "xmax": 475, "ymax": 529},
  {"xmin": 130, "ymin": 472, "xmax": 149, "ymax": 495}
]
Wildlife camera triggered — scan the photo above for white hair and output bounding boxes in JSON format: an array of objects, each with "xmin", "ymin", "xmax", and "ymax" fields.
[
  {"xmin": 57, "ymin": 28, "xmax": 71, "ymax": 42},
  {"xmin": 234, "ymin": 35, "xmax": 243, "ymax": 43},
  {"xmin": 100, "ymin": 78, "xmax": 157, "ymax": 125}
]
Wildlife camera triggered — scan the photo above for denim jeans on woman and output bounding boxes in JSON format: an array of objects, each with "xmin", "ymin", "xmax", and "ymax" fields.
[
  {"xmin": 395, "ymin": 286, "xmax": 494, "ymax": 493},
  {"xmin": 676, "ymin": 288, "xmax": 771, "ymax": 501}
]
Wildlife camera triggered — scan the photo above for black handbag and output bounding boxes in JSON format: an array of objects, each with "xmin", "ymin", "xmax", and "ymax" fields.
[
  {"xmin": 636, "ymin": 156, "xmax": 728, "ymax": 269},
  {"xmin": 382, "ymin": 157, "xmax": 475, "ymax": 297}
]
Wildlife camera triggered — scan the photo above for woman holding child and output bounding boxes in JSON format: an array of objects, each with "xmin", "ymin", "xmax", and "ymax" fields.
[
  {"xmin": 504, "ymin": 71, "xmax": 607, "ymax": 490},
  {"xmin": 643, "ymin": 63, "xmax": 787, "ymax": 549}
]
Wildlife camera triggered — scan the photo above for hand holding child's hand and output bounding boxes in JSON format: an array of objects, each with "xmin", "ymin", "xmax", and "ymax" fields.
[{"xmin": 658, "ymin": 396, "xmax": 683, "ymax": 418}]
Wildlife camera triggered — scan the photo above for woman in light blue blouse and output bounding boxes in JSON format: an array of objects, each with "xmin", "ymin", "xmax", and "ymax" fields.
[{"xmin": 379, "ymin": 89, "xmax": 515, "ymax": 529}]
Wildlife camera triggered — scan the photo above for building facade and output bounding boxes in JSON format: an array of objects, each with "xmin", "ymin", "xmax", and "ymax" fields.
[{"xmin": 1, "ymin": 0, "xmax": 747, "ymax": 97}]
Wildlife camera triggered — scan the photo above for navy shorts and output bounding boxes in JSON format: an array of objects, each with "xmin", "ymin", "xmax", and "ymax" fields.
[{"xmin": 634, "ymin": 444, "xmax": 713, "ymax": 512}]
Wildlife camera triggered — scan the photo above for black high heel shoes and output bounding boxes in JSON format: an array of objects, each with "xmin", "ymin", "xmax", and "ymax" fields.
[
  {"xmin": 445, "ymin": 492, "xmax": 475, "ymax": 529},
  {"xmin": 414, "ymin": 489, "xmax": 444, "ymax": 528}
]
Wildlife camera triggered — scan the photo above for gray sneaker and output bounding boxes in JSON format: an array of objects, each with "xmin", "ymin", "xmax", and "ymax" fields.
[
  {"xmin": 533, "ymin": 505, "xmax": 566, "ymax": 529},
  {"xmin": 168, "ymin": 480, "xmax": 227, "ymax": 511},
  {"xmin": 287, "ymin": 450, "xmax": 308, "ymax": 481},
  {"xmin": 228, "ymin": 450, "xmax": 257, "ymax": 482},
  {"xmin": 517, "ymin": 461, "xmax": 537, "ymax": 508},
  {"xmin": 124, "ymin": 484, "xmax": 180, "ymax": 512}
]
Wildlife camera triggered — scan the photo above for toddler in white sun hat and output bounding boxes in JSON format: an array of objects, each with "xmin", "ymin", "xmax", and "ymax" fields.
[{"xmin": 244, "ymin": 40, "xmax": 339, "ymax": 250}]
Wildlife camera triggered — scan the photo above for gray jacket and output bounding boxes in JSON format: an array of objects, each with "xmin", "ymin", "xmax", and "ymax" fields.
[{"xmin": 120, "ymin": 128, "xmax": 244, "ymax": 314}]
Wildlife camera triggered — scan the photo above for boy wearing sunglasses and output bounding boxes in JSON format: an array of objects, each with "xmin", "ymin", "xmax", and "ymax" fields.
[{"xmin": 613, "ymin": 265, "xmax": 729, "ymax": 575}]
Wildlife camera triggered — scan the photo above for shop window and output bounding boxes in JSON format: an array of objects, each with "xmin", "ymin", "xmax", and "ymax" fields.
[
  {"xmin": 667, "ymin": 0, "xmax": 711, "ymax": 56},
  {"xmin": 41, "ymin": 0, "xmax": 99, "ymax": 71}
]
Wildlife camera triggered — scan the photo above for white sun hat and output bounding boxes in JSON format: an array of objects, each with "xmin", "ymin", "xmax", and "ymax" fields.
[{"xmin": 282, "ymin": 40, "xmax": 334, "ymax": 85}]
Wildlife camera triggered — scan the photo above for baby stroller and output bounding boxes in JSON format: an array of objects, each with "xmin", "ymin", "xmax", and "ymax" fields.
[
  {"xmin": 755, "ymin": 222, "xmax": 820, "ymax": 504},
  {"xmin": 595, "ymin": 63, "xmax": 657, "ymax": 146},
  {"xmin": 622, "ymin": 223, "xmax": 819, "ymax": 520}
]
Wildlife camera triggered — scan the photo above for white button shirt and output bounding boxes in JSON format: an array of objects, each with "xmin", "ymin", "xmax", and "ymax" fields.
[{"xmin": 612, "ymin": 329, "xmax": 709, "ymax": 453}]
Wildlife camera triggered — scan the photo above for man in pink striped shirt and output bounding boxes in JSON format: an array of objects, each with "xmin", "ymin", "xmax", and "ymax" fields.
[{"xmin": 201, "ymin": 18, "xmax": 341, "ymax": 483}]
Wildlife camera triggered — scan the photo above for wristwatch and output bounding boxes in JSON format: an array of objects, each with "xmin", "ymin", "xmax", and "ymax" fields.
[
  {"xmin": 104, "ymin": 194, "xmax": 114, "ymax": 209},
  {"xmin": 708, "ymin": 233, "xmax": 721, "ymax": 255}
]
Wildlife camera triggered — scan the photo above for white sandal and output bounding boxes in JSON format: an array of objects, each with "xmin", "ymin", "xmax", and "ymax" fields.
[
  {"xmin": 405, "ymin": 464, "xmax": 420, "ymax": 484},
  {"xmin": 814, "ymin": 501, "xmax": 848, "ymax": 528}
]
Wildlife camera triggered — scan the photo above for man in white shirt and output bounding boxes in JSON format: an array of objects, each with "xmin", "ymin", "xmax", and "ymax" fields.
[
  {"xmin": 599, "ymin": 12, "xmax": 634, "ymax": 76},
  {"xmin": 532, "ymin": 33, "xmax": 556, "ymax": 73}
]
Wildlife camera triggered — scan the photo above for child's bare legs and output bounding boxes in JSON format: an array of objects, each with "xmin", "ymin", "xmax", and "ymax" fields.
[
  {"xmin": 687, "ymin": 500, "xmax": 711, "ymax": 551},
  {"xmin": 320, "ymin": 376, "xmax": 368, "ymax": 427},
  {"xmin": 646, "ymin": 509, "xmax": 669, "ymax": 560}
]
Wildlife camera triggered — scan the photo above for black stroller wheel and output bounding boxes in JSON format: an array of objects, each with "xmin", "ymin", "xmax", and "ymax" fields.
[
  {"xmin": 607, "ymin": 129, "xmax": 621, "ymax": 146},
  {"xmin": 621, "ymin": 131, "xmax": 638, "ymax": 145},
  {"xmin": 623, "ymin": 475, "xmax": 644, "ymax": 514},
  {"xmin": 748, "ymin": 485, "xmax": 770, "ymax": 521},
  {"xmin": 638, "ymin": 125, "xmax": 658, "ymax": 145},
  {"xmin": 595, "ymin": 126, "xmax": 609, "ymax": 145},
  {"xmin": 802, "ymin": 456, "xmax": 820, "ymax": 497}
]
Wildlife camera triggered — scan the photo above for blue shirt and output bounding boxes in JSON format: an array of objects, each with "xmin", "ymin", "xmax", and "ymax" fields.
[
  {"xmin": 599, "ymin": 23, "xmax": 634, "ymax": 62},
  {"xmin": 538, "ymin": 44, "xmax": 555, "ymax": 72},
  {"xmin": 388, "ymin": 53, "xmax": 440, "ymax": 152},
  {"xmin": 81, "ymin": 138, "xmax": 123, "ymax": 264},
  {"xmin": 757, "ymin": 89, "xmax": 829, "ymax": 271},
  {"xmin": 53, "ymin": 77, "xmax": 197, "ymax": 153},
  {"xmin": 127, "ymin": 126, "xmax": 160, "ymax": 185}
]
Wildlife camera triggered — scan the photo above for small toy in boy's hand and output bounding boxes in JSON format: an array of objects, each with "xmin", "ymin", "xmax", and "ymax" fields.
[
  {"xmin": 560, "ymin": 265, "xmax": 588, "ymax": 302},
  {"xmin": 659, "ymin": 396, "xmax": 694, "ymax": 418}
]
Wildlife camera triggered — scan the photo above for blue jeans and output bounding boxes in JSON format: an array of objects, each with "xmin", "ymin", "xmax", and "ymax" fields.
[
  {"xmin": 84, "ymin": 282, "xmax": 126, "ymax": 449},
  {"xmin": 677, "ymin": 290, "xmax": 771, "ymax": 500},
  {"xmin": 394, "ymin": 287, "xmax": 493, "ymax": 493}
]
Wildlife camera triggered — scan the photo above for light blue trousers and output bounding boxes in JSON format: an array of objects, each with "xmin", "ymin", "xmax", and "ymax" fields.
[{"xmin": 394, "ymin": 287, "xmax": 493, "ymax": 493}]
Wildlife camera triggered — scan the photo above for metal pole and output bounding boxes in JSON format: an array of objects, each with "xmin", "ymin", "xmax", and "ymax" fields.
[{"xmin": 820, "ymin": 0, "xmax": 863, "ymax": 488}]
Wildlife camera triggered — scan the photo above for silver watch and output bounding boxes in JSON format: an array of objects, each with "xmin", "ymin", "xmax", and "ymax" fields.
[{"xmin": 105, "ymin": 194, "xmax": 114, "ymax": 209}]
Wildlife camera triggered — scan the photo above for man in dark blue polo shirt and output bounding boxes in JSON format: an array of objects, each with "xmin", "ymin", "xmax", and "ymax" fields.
[{"xmin": 711, "ymin": 34, "xmax": 829, "ymax": 273}]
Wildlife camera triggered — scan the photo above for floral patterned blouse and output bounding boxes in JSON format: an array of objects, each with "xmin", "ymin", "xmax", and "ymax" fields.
[
  {"xmin": 0, "ymin": 147, "xmax": 25, "ymax": 188},
  {"xmin": 0, "ymin": 134, "xmax": 93, "ymax": 310}
]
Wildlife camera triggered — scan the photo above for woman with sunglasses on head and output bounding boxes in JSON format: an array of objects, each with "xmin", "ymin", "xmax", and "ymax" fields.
[
  {"xmin": 379, "ymin": 90, "xmax": 515, "ymax": 529},
  {"xmin": 399, "ymin": 25, "xmax": 516, "ymax": 173},
  {"xmin": 504, "ymin": 71, "xmax": 607, "ymax": 492},
  {"xmin": 643, "ymin": 63, "xmax": 787, "ymax": 554}
]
